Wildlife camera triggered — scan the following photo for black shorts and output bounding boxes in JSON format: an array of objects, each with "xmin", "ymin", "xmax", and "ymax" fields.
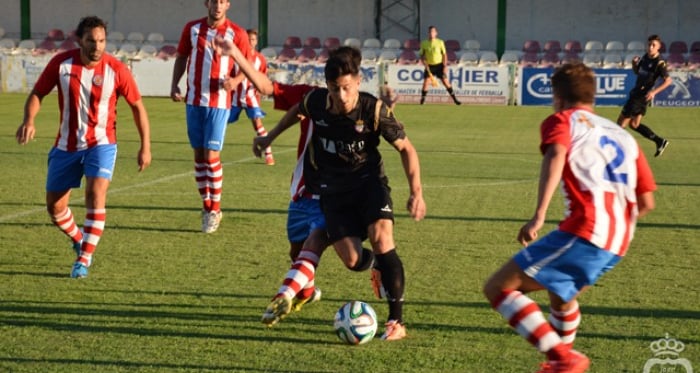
[
  {"xmin": 320, "ymin": 177, "xmax": 394, "ymax": 243},
  {"xmin": 426, "ymin": 63, "xmax": 446, "ymax": 79},
  {"xmin": 621, "ymin": 94, "xmax": 649, "ymax": 117}
]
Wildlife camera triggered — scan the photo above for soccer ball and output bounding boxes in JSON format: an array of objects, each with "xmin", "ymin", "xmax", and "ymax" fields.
[{"xmin": 333, "ymin": 301, "xmax": 378, "ymax": 345}]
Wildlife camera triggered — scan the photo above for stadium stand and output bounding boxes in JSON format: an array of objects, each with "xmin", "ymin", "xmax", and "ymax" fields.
[
  {"xmin": 260, "ymin": 46, "xmax": 277, "ymax": 60},
  {"xmin": 116, "ymin": 42, "xmax": 138, "ymax": 58},
  {"xmin": 520, "ymin": 51, "xmax": 539, "ymax": 66},
  {"xmin": 35, "ymin": 38, "xmax": 56, "ymax": 54},
  {"xmin": 445, "ymin": 39, "xmax": 460, "ymax": 52},
  {"xmin": 304, "ymin": 36, "xmax": 321, "ymax": 49},
  {"xmin": 57, "ymin": 39, "xmax": 78, "ymax": 53},
  {"xmin": 478, "ymin": 51, "xmax": 498, "ymax": 66},
  {"xmin": 158, "ymin": 44, "xmax": 178, "ymax": 59},
  {"xmin": 403, "ymin": 38, "xmax": 420, "ymax": 51},
  {"xmin": 107, "ymin": 31, "xmax": 125, "ymax": 44},
  {"xmin": 539, "ymin": 51, "xmax": 560, "ymax": 67},
  {"xmin": 397, "ymin": 49, "xmax": 418, "ymax": 64},
  {"xmin": 126, "ymin": 31, "xmax": 145, "ymax": 44},
  {"xmin": 135, "ymin": 44, "xmax": 158, "ymax": 59},
  {"xmin": 0, "ymin": 26, "xmax": 5, "ymax": 39},
  {"xmin": 605, "ymin": 40, "xmax": 625, "ymax": 53},
  {"xmin": 626, "ymin": 40, "xmax": 645, "ymax": 53},
  {"xmin": 105, "ymin": 42, "xmax": 118, "ymax": 55},
  {"xmin": 316, "ymin": 48, "xmax": 331, "ymax": 63},
  {"xmin": 0, "ymin": 38, "xmax": 16, "ymax": 52},
  {"xmin": 17, "ymin": 40, "xmax": 36, "ymax": 54},
  {"xmin": 623, "ymin": 53, "xmax": 637, "ymax": 68},
  {"xmin": 687, "ymin": 52, "xmax": 700, "ymax": 68},
  {"xmin": 666, "ymin": 52, "xmax": 686, "ymax": 69},
  {"xmin": 564, "ymin": 40, "xmax": 583, "ymax": 54},
  {"xmin": 362, "ymin": 48, "xmax": 378, "ymax": 62},
  {"xmin": 377, "ymin": 49, "xmax": 398, "ymax": 63},
  {"xmin": 446, "ymin": 49, "xmax": 458, "ymax": 64},
  {"xmin": 690, "ymin": 41, "xmax": 700, "ymax": 53},
  {"xmin": 323, "ymin": 37, "xmax": 340, "ymax": 50},
  {"xmin": 499, "ymin": 51, "xmax": 519, "ymax": 65},
  {"xmin": 669, "ymin": 41, "xmax": 688, "ymax": 54},
  {"xmin": 542, "ymin": 40, "xmax": 561, "ymax": 54},
  {"xmin": 561, "ymin": 51, "xmax": 581, "ymax": 64},
  {"xmin": 584, "ymin": 40, "xmax": 604, "ymax": 53},
  {"xmin": 659, "ymin": 41, "xmax": 666, "ymax": 53},
  {"xmin": 463, "ymin": 39, "xmax": 480, "ymax": 53},
  {"xmin": 343, "ymin": 37, "xmax": 361, "ymax": 49},
  {"xmin": 146, "ymin": 32, "xmax": 165, "ymax": 46},
  {"xmin": 582, "ymin": 52, "xmax": 602, "ymax": 67}
]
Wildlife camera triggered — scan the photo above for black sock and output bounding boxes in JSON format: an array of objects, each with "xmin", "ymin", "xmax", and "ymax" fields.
[
  {"xmin": 633, "ymin": 123, "xmax": 661, "ymax": 143},
  {"xmin": 446, "ymin": 87, "xmax": 460, "ymax": 103},
  {"xmin": 420, "ymin": 90, "xmax": 427, "ymax": 104},
  {"xmin": 375, "ymin": 249, "xmax": 405, "ymax": 322}
]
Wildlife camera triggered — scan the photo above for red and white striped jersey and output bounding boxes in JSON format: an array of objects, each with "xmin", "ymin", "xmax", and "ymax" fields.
[
  {"xmin": 540, "ymin": 107, "xmax": 656, "ymax": 256},
  {"xmin": 177, "ymin": 17, "xmax": 251, "ymax": 108},
  {"xmin": 232, "ymin": 50, "xmax": 267, "ymax": 108},
  {"xmin": 33, "ymin": 49, "xmax": 142, "ymax": 152},
  {"xmin": 272, "ymin": 82, "xmax": 315, "ymax": 200}
]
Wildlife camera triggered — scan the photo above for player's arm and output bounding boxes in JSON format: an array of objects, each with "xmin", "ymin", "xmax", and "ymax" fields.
[
  {"xmin": 391, "ymin": 137, "xmax": 426, "ymax": 221},
  {"xmin": 212, "ymin": 36, "xmax": 273, "ymax": 95},
  {"xmin": 637, "ymin": 192, "xmax": 655, "ymax": 217},
  {"xmin": 252, "ymin": 103, "xmax": 302, "ymax": 158},
  {"xmin": 127, "ymin": 99, "xmax": 152, "ymax": 172},
  {"xmin": 518, "ymin": 142, "xmax": 566, "ymax": 246},
  {"xmin": 170, "ymin": 54, "xmax": 188, "ymax": 102},
  {"xmin": 647, "ymin": 75, "xmax": 672, "ymax": 101},
  {"xmin": 16, "ymin": 90, "xmax": 45, "ymax": 145}
]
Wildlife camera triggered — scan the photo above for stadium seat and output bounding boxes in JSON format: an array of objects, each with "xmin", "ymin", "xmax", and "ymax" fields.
[
  {"xmin": 522, "ymin": 40, "xmax": 541, "ymax": 53},
  {"xmin": 146, "ymin": 32, "xmax": 165, "ymax": 46},
  {"xmin": 56, "ymin": 39, "xmax": 78, "ymax": 53},
  {"xmin": 397, "ymin": 49, "xmax": 418, "ymax": 64},
  {"xmin": 304, "ymin": 36, "xmax": 321, "ymax": 49},
  {"xmin": 116, "ymin": 42, "xmax": 138, "ymax": 58},
  {"xmin": 626, "ymin": 40, "xmax": 645, "ymax": 53},
  {"xmin": 283, "ymin": 36, "xmax": 302, "ymax": 49},
  {"xmin": 105, "ymin": 42, "xmax": 119, "ymax": 55},
  {"xmin": 343, "ymin": 37, "xmax": 361, "ymax": 49},
  {"xmin": 107, "ymin": 31, "xmax": 125, "ymax": 43},
  {"xmin": 135, "ymin": 44, "xmax": 158, "ymax": 59},
  {"xmin": 35, "ymin": 38, "xmax": 57, "ymax": 54},
  {"xmin": 463, "ymin": 39, "xmax": 480, "ymax": 52},
  {"xmin": 295, "ymin": 46, "xmax": 317, "ymax": 63},
  {"xmin": 623, "ymin": 53, "xmax": 638, "ymax": 68},
  {"xmin": 564, "ymin": 40, "xmax": 583, "ymax": 54},
  {"xmin": 47, "ymin": 28, "xmax": 65, "ymax": 41},
  {"xmin": 666, "ymin": 52, "xmax": 686, "ymax": 69},
  {"xmin": 362, "ymin": 48, "xmax": 378, "ymax": 62},
  {"xmin": 362, "ymin": 38, "xmax": 382, "ymax": 51},
  {"xmin": 690, "ymin": 41, "xmax": 700, "ymax": 53},
  {"xmin": 458, "ymin": 51, "xmax": 479, "ymax": 66},
  {"xmin": 377, "ymin": 49, "xmax": 397, "ymax": 63},
  {"xmin": 316, "ymin": 48, "xmax": 331, "ymax": 63},
  {"xmin": 687, "ymin": 52, "xmax": 700, "ymax": 68},
  {"xmin": 383, "ymin": 38, "xmax": 401, "ymax": 51},
  {"xmin": 561, "ymin": 51, "xmax": 581, "ymax": 64},
  {"xmin": 403, "ymin": 38, "xmax": 420, "ymax": 51},
  {"xmin": 539, "ymin": 51, "xmax": 560, "ymax": 67},
  {"xmin": 17, "ymin": 39, "xmax": 36, "ymax": 54},
  {"xmin": 158, "ymin": 44, "xmax": 177, "ymax": 58},
  {"xmin": 582, "ymin": 52, "xmax": 602, "ymax": 67},
  {"xmin": 446, "ymin": 50, "xmax": 458, "ymax": 64},
  {"xmin": 602, "ymin": 53, "xmax": 623, "ymax": 68},
  {"xmin": 543, "ymin": 40, "xmax": 561, "ymax": 54},
  {"xmin": 126, "ymin": 31, "xmax": 145, "ymax": 44},
  {"xmin": 605, "ymin": 41, "xmax": 625, "ymax": 53},
  {"xmin": 0, "ymin": 26, "xmax": 5, "ymax": 39},
  {"xmin": 276, "ymin": 46, "xmax": 296, "ymax": 62},
  {"xmin": 499, "ymin": 51, "xmax": 519, "ymax": 65},
  {"xmin": 520, "ymin": 51, "xmax": 539, "ymax": 66},
  {"xmin": 323, "ymin": 37, "xmax": 340, "ymax": 50},
  {"xmin": 668, "ymin": 41, "xmax": 688, "ymax": 54},
  {"xmin": 445, "ymin": 39, "xmax": 460, "ymax": 52},
  {"xmin": 0, "ymin": 38, "xmax": 16, "ymax": 52},
  {"xmin": 260, "ymin": 46, "xmax": 277, "ymax": 60},
  {"xmin": 478, "ymin": 51, "xmax": 498, "ymax": 66},
  {"xmin": 584, "ymin": 40, "xmax": 603, "ymax": 53}
]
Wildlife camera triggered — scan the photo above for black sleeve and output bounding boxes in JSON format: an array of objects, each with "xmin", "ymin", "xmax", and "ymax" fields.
[{"xmin": 376, "ymin": 101, "xmax": 406, "ymax": 143}]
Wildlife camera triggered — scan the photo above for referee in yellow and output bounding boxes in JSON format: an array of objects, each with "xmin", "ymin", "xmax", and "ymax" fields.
[{"xmin": 419, "ymin": 26, "xmax": 461, "ymax": 105}]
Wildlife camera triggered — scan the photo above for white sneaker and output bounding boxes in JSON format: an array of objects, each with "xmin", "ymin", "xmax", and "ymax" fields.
[{"xmin": 203, "ymin": 210, "xmax": 222, "ymax": 233}]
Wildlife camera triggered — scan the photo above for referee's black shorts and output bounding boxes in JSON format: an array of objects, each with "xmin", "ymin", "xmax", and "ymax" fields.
[{"xmin": 426, "ymin": 63, "xmax": 446, "ymax": 79}]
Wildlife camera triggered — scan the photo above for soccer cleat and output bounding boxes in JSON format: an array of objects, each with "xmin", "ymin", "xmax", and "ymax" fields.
[
  {"xmin": 380, "ymin": 320, "xmax": 407, "ymax": 341},
  {"xmin": 454, "ymin": 99, "xmax": 462, "ymax": 105},
  {"xmin": 70, "ymin": 262, "xmax": 88, "ymax": 279},
  {"xmin": 261, "ymin": 294, "xmax": 293, "ymax": 327},
  {"xmin": 291, "ymin": 287, "xmax": 322, "ymax": 312},
  {"xmin": 370, "ymin": 268, "xmax": 386, "ymax": 299},
  {"xmin": 265, "ymin": 154, "xmax": 275, "ymax": 166},
  {"xmin": 536, "ymin": 350, "xmax": 590, "ymax": 373},
  {"xmin": 203, "ymin": 210, "xmax": 222, "ymax": 233},
  {"xmin": 654, "ymin": 139, "xmax": 669, "ymax": 157}
]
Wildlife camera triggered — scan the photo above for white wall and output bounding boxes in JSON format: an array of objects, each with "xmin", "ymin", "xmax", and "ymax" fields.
[{"xmin": 0, "ymin": 0, "xmax": 698, "ymax": 51}]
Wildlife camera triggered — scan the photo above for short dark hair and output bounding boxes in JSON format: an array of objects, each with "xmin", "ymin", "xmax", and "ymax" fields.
[
  {"xmin": 324, "ymin": 46, "xmax": 361, "ymax": 81},
  {"xmin": 648, "ymin": 34, "xmax": 662, "ymax": 43},
  {"xmin": 75, "ymin": 16, "xmax": 107, "ymax": 39},
  {"xmin": 247, "ymin": 28, "xmax": 258, "ymax": 37},
  {"xmin": 551, "ymin": 62, "xmax": 595, "ymax": 105}
]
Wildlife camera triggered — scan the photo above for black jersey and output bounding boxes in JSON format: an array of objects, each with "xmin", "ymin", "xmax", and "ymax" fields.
[
  {"xmin": 299, "ymin": 89, "xmax": 406, "ymax": 194},
  {"xmin": 632, "ymin": 54, "xmax": 669, "ymax": 96}
]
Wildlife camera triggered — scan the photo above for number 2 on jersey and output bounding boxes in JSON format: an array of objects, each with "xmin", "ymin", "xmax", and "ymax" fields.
[{"xmin": 600, "ymin": 136, "xmax": 628, "ymax": 184}]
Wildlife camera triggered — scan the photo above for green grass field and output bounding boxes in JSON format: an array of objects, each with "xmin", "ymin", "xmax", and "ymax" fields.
[{"xmin": 0, "ymin": 92, "xmax": 698, "ymax": 372}]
